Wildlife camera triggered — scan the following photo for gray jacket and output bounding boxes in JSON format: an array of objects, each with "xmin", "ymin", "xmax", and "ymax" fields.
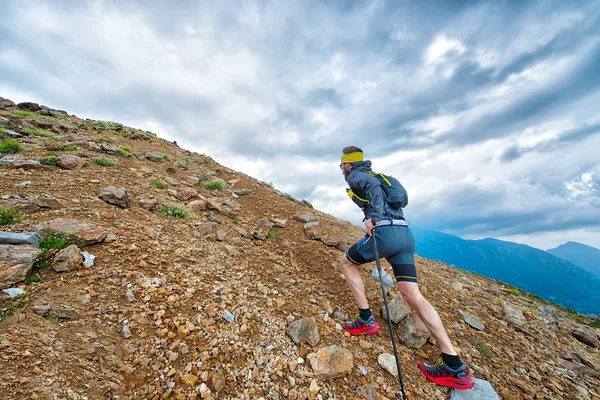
[{"xmin": 345, "ymin": 160, "xmax": 404, "ymax": 223}]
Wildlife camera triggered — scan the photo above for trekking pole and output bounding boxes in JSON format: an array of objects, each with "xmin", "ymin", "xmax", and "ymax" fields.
[{"xmin": 371, "ymin": 228, "xmax": 407, "ymax": 400}]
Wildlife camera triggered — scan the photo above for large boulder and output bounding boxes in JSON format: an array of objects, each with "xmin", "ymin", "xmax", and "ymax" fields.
[
  {"xmin": 17, "ymin": 102, "xmax": 41, "ymax": 111},
  {"xmin": 39, "ymin": 219, "xmax": 106, "ymax": 246},
  {"xmin": 304, "ymin": 222, "xmax": 322, "ymax": 240},
  {"xmin": 382, "ymin": 294, "xmax": 411, "ymax": 323},
  {"xmin": 0, "ymin": 244, "xmax": 41, "ymax": 289},
  {"xmin": 175, "ymin": 187, "xmax": 198, "ymax": 201},
  {"xmin": 52, "ymin": 244, "xmax": 83, "ymax": 272},
  {"xmin": 306, "ymin": 346, "xmax": 353, "ymax": 380},
  {"xmin": 0, "ymin": 232, "xmax": 41, "ymax": 247},
  {"xmin": 450, "ymin": 378, "xmax": 500, "ymax": 399},
  {"xmin": 295, "ymin": 212, "xmax": 317, "ymax": 223},
  {"xmin": 286, "ymin": 317, "xmax": 320, "ymax": 346},
  {"xmin": 98, "ymin": 186, "xmax": 130, "ymax": 208},
  {"xmin": 397, "ymin": 312, "xmax": 430, "ymax": 348}
]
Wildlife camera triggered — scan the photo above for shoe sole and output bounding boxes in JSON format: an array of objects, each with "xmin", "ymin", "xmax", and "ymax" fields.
[
  {"xmin": 419, "ymin": 364, "xmax": 475, "ymax": 390},
  {"xmin": 343, "ymin": 324, "xmax": 380, "ymax": 335}
]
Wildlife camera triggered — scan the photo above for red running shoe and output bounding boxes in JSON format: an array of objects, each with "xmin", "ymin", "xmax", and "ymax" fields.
[
  {"xmin": 419, "ymin": 358, "xmax": 475, "ymax": 390},
  {"xmin": 343, "ymin": 314, "xmax": 380, "ymax": 335}
]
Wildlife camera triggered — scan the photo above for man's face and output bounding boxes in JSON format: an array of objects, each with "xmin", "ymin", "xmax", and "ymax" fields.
[{"xmin": 341, "ymin": 162, "xmax": 352, "ymax": 178}]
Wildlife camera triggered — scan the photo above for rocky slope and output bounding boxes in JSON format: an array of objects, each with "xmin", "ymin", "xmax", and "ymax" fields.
[{"xmin": 1, "ymin": 96, "xmax": 599, "ymax": 400}]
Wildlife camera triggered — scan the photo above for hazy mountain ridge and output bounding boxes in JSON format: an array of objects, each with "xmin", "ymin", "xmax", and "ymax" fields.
[
  {"xmin": 547, "ymin": 241, "xmax": 600, "ymax": 279},
  {"xmin": 412, "ymin": 229, "xmax": 600, "ymax": 315}
]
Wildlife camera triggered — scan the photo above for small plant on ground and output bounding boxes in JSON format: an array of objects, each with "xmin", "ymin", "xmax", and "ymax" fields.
[
  {"xmin": 98, "ymin": 138, "xmax": 113, "ymax": 143},
  {"xmin": 117, "ymin": 145, "xmax": 132, "ymax": 157},
  {"xmin": 40, "ymin": 156, "xmax": 59, "ymax": 166},
  {"xmin": 160, "ymin": 138, "xmax": 174, "ymax": 146},
  {"xmin": 0, "ymin": 139, "xmax": 22, "ymax": 153},
  {"xmin": 491, "ymin": 299, "xmax": 504, "ymax": 307},
  {"xmin": 203, "ymin": 179, "xmax": 226, "ymax": 190},
  {"xmin": 287, "ymin": 195, "xmax": 296, "ymax": 202},
  {"xmin": 232, "ymin": 219, "xmax": 239, "ymax": 225},
  {"xmin": 27, "ymin": 275, "xmax": 41, "ymax": 283},
  {"xmin": 97, "ymin": 120, "xmax": 121, "ymax": 129},
  {"xmin": 14, "ymin": 110, "xmax": 33, "ymax": 117},
  {"xmin": 0, "ymin": 206, "xmax": 25, "ymax": 226},
  {"xmin": 116, "ymin": 132, "xmax": 131, "ymax": 138},
  {"xmin": 0, "ymin": 128, "xmax": 8, "ymax": 138},
  {"xmin": 32, "ymin": 232, "xmax": 73, "ymax": 270},
  {"xmin": 476, "ymin": 343, "xmax": 495, "ymax": 359},
  {"xmin": 266, "ymin": 230, "xmax": 277, "ymax": 239},
  {"xmin": 156, "ymin": 203, "xmax": 190, "ymax": 219},
  {"xmin": 61, "ymin": 145, "xmax": 76, "ymax": 151},
  {"xmin": 22, "ymin": 127, "xmax": 55, "ymax": 138},
  {"xmin": 148, "ymin": 154, "xmax": 169, "ymax": 162},
  {"xmin": 166, "ymin": 167, "xmax": 176, "ymax": 174},
  {"xmin": 266, "ymin": 182, "xmax": 274, "ymax": 189},
  {"xmin": 92, "ymin": 157, "xmax": 116, "ymax": 166},
  {"xmin": 151, "ymin": 179, "xmax": 166, "ymax": 189},
  {"xmin": 507, "ymin": 288, "xmax": 520, "ymax": 296}
]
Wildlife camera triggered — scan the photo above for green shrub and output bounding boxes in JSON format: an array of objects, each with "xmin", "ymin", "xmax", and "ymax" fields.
[
  {"xmin": 148, "ymin": 155, "xmax": 169, "ymax": 162},
  {"xmin": 40, "ymin": 156, "xmax": 59, "ymax": 166},
  {"xmin": 160, "ymin": 138, "xmax": 174, "ymax": 146},
  {"xmin": 232, "ymin": 219, "xmax": 240, "ymax": 225},
  {"xmin": 151, "ymin": 179, "xmax": 166, "ymax": 189},
  {"xmin": 32, "ymin": 232, "xmax": 73, "ymax": 270},
  {"xmin": 507, "ymin": 288, "xmax": 520, "ymax": 296},
  {"xmin": 116, "ymin": 132, "xmax": 131, "ymax": 138},
  {"xmin": 97, "ymin": 120, "xmax": 120, "ymax": 129},
  {"xmin": 14, "ymin": 110, "xmax": 33, "ymax": 117},
  {"xmin": 92, "ymin": 157, "xmax": 116, "ymax": 166},
  {"xmin": 0, "ymin": 206, "xmax": 25, "ymax": 225},
  {"xmin": 45, "ymin": 151, "xmax": 56, "ymax": 156},
  {"xmin": 287, "ymin": 195, "xmax": 296, "ymax": 202},
  {"xmin": 266, "ymin": 230, "xmax": 277, "ymax": 239},
  {"xmin": 0, "ymin": 128, "xmax": 8, "ymax": 138},
  {"xmin": 117, "ymin": 146, "xmax": 132, "ymax": 157},
  {"xmin": 61, "ymin": 145, "xmax": 76, "ymax": 152},
  {"xmin": 98, "ymin": 138, "xmax": 113, "ymax": 143},
  {"xmin": 27, "ymin": 275, "xmax": 41, "ymax": 283},
  {"xmin": 0, "ymin": 139, "xmax": 22, "ymax": 153},
  {"xmin": 157, "ymin": 203, "xmax": 190, "ymax": 219},
  {"xmin": 491, "ymin": 299, "xmax": 504, "ymax": 307},
  {"xmin": 22, "ymin": 127, "xmax": 55, "ymax": 138},
  {"xmin": 203, "ymin": 179, "xmax": 226, "ymax": 190}
]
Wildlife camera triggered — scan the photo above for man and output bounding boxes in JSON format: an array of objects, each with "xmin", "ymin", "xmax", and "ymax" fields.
[{"xmin": 339, "ymin": 146, "xmax": 474, "ymax": 391}]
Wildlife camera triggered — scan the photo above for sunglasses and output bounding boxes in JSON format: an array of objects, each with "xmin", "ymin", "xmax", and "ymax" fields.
[{"xmin": 339, "ymin": 163, "xmax": 345, "ymax": 169}]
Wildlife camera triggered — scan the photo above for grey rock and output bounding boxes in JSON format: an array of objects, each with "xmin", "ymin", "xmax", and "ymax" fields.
[
  {"xmin": 138, "ymin": 198, "xmax": 157, "ymax": 210},
  {"xmin": 17, "ymin": 102, "xmax": 40, "ymax": 111},
  {"xmin": 2, "ymin": 287, "xmax": 25, "ymax": 297},
  {"xmin": 378, "ymin": 353, "xmax": 398, "ymax": 377},
  {"xmin": 53, "ymin": 306, "xmax": 82, "ymax": 320},
  {"xmin": 449, "ymin": 378, "xmax": 499, "ymax": 399},
  {"xmin": 52, "ymin": 244, "xmax": 83, "ymax": 272},
  {"xmin": 2, "ymin": 130, "xmax": 22, "ymax": 138},
  {"xmin": 0, "ymin": 244, "xmax": 41, "ymax": 289},
  {"xmin": 271, "ymin": 219, "xmax": 287, "ymax": 228},
  {"xmin": 457, "ymin": 309, "xmax": 485, "ymax": 331},
  {"xmin": 294, "ymin": 212, "xmax": 317, "ymax": 223},
  {"xmin": 32, "ymin": 304, "xmax": 51, "ymax": 316},
  {"xmin": 0, "ymin": 232, "xmax": 41, "ymax": 247},
  {"xmin": 382, "ymin": 294, "xmax": 411, "ymax": 323},
  {"xmin": 0, "ymin": 155, "xmax": 24, "ymax": 165},
  {"xmin": 32, "ymin": 196, "xmax": 62, "ymax": 209},
  {"xmin": 357, "ymin": 384, "xmax": 376, "ymax": 400},
  {"xmin": 223, "ymin": 310, "xmax": 235, "ymax": 323},
  {"xmin": 358, "ymin": 366, "xmax": 368, "ymax": 376},
  {"xmin": 124, "ymin": 290, "xmax": 135, "ymax": 302},
  {"xmin": 81, "ymin": 252, "xmax": 94, "ymax": 266},
  {"xmin": 99, "ymin": 186, "xmax": 130, "ymax": 208},
  {"xmin": 371, "ymin": 268, "xmax": 395, "ymax": 289},
  {"xmin": 286, "ymin": 317, "xmax": 320, "ymax": 346},
  {"xmin": 503, "ymin": 303, "xmax": 526, "ymax": 327},
  {"xmin": 208, "ymin": 211, "xmax": 221, "ymax": 224},
  {"xmin": 397, "ymin": 312, "xmax": 430, "ymax": 348},
  {"xmin": 256, "ymin": 217, "xmax": 274, "ymax": 231},
  {"xmin": 120, "ymin": 325, "xmax": 132, "ymax": 339},
  {"xmin": 304, "ymin": 222, "xmax": 321, "ymax": 240},
  {"xmin": 216, "ymin": 230, "xmax": 227, "ymax": 242},
  {"xmin": 253, "ymin": 230, "xmax": 266, "ymax": 240}
]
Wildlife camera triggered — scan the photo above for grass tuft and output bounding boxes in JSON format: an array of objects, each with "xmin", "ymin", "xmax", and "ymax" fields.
[
  {"xmin": 14, "ymin": 110, "xmax": 33, "ymax": 117},
  {"xmin": 203, "ymin": 179, "xmax": 226, "ymax": 190},
  {"xmin": 476, "ymin": 343, "xmax": 495, "ymax": 359},
  {"xmin": 287, "ymin": 195, "xmax": 296, "ymax": 202},
  {"xmin": 61, "ymin": 145, "xmax": 76, "ymax": 152},
  {"xmin": 148, "ymin": 154, "xmax": 169, "ymax": 162},
  {"xmin": 22, "ymin": 127, "xmax": 55, "ymax": 138},
  {"xmin": 117, "ymin": 145, "xmax": 132, "ymax": 157},
  {"xmin": 32, "ymin": 232, "xmax": 73, "ymax": 270},
  {"xmin": 151, "ymin": 179, "xmax": 166, "ymax": 189},
  {"xmin": 156, "ymin": 203, "xmax": 190, "ymax": 219},
  {"xmin": 92, "ymin": 157, "xmax": 116, "ymax": 166},
  {"xmin": 507, "ymin": 288, "xmax": 520, "ymax": 296},
  {"xmin": 0, "ymin": 139, "xmax": 22, "ymax": 153},
  {"xmin": 491, "ymin": 299, "xmax": 504, "ymax": 307},
  {"xmin": 0, "ymin": 206, "xmax": 26, "ymax": 226},
  {"xmin": 266, "ymin": 230, "xmax": 277, "ymax": 239},
  {"xmin": 40, "ymin": 156, "xmax": 59, "ymax": 166}
]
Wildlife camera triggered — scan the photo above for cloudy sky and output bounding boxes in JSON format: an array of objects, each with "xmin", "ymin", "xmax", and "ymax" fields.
[{"xmin": 1, "ymin": 0, "xmax": 599, "ymax": 250}]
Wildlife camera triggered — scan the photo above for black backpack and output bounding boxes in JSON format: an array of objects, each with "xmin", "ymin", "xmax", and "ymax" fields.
[{"xmin": 347, "ymin": 171, "xmax": 408, "ymax": 209}]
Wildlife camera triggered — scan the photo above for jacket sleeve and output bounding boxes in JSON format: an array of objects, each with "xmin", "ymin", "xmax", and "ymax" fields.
[{"xmin": 348, "ymin": 172, "xmax": 385, "ymax": 223}]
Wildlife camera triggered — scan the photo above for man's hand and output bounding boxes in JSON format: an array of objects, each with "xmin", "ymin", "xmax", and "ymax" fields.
[
  {"xmin": 365, "ymin": 219, "xmax": 374, "ymax": 236},
  {"xmin": 365, "ymin": 219, "xmax": 381, "ymax": 236}
]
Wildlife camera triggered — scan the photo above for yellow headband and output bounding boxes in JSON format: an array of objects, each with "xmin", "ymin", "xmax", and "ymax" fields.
[{"xmin": 341, "ymin": 152, "xmax": 363, "ymax": 163}]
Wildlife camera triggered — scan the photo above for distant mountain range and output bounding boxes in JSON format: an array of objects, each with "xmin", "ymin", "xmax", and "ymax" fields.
[
  {"xmin": 547, "ymin": 241, "xmax": 600, "ymax": 278},
  {"xmin": 411, "ymin": 229, "xmax": 600, "ymax": 315}
]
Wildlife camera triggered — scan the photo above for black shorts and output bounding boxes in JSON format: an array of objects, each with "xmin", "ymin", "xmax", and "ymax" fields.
[{"xmin": 346, "ymin": 225, "xmax": 417, "ymax": 283}]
